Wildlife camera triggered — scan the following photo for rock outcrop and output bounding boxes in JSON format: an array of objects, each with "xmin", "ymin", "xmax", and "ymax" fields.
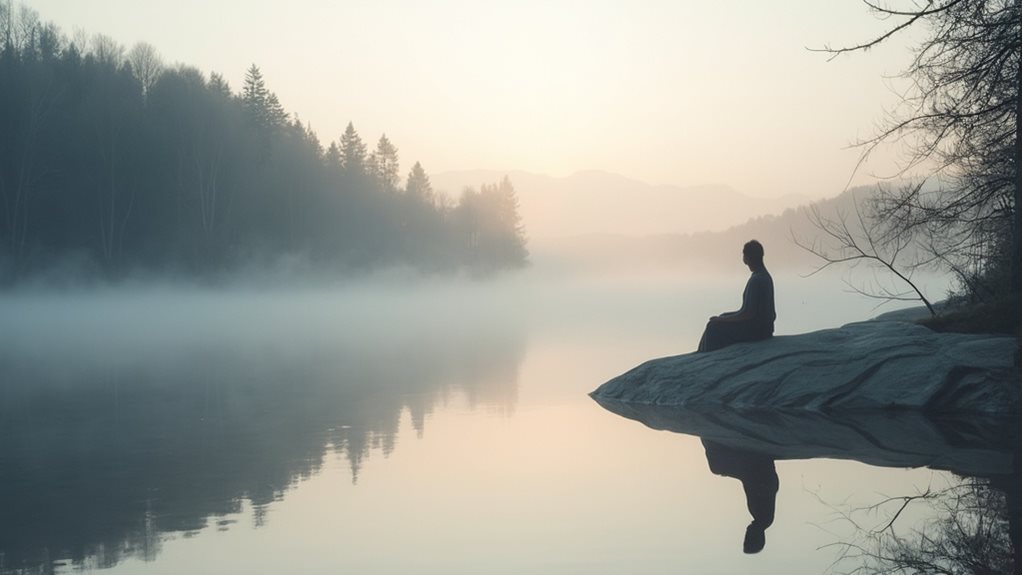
[{"xmin": 591, "ymin": 321, "xmax": 1021, "ymax": 414}]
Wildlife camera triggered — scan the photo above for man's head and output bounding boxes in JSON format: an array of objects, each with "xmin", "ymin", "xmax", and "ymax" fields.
[
  {"xmin": 744, "ymin": 523, "xmax": 766, "ymax": 554},
  {"xmin": 742, "ymin": 240, "xmax": 765, "ymax": 268}
]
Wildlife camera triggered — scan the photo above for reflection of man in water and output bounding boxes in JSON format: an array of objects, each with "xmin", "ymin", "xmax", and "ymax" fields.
[
  {"xmin": 702, "ymin": 439, "xmax": 779, "ymax": 554},
  {"xmin": 698, "ymin": 240, "xmax": 775, "ymax": 353}
]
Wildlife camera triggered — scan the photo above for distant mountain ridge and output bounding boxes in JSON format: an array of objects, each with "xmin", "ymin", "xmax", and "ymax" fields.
[
  {"xmin": 431, "ymin": 170, "xmax": 809, "ymax": 240},
  {"xmin": 533, "ymin": 185, "xmax": 877, "ymax": 273}
]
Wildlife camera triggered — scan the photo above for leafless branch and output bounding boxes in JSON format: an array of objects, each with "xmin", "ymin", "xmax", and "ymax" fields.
[{"xmin": 792, "ymin": 191, "xmax": 937, "ymax": 316}]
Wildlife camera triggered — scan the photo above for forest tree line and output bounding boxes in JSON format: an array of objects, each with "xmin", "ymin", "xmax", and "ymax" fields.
[{"xmin": 0, "ymin": 5, "xmax": 528, "ymax": 283}]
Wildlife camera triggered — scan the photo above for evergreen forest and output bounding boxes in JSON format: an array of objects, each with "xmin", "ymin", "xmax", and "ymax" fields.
[{"xmin": 0, "ymin": 5, "xmax": 528, "ymax": 284}]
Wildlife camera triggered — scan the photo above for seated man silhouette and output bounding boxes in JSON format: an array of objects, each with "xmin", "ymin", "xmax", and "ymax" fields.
[
  {"xmin": 698, "ymin": 240, "xmax": 775, "ymax": 353},
  {"xmin": 702, "ymin": 439, "xmax": 779, "ymax": 554}
]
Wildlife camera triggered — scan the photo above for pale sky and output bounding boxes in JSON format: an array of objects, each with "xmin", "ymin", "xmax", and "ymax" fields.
[{"xmin": 25, "ymin": 0, "xmax": 922, "ymax": 199}]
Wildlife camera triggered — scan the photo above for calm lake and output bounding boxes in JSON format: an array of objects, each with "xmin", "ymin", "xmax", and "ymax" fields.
[{"xmin": 1, "ymin": 269, "xmax": 1011, "ymax": 574}]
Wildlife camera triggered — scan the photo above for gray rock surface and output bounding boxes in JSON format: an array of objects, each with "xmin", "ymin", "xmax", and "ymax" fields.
[{"xmin": 591, "ymin": 321, "xmax": 1022, "ymax": 414}]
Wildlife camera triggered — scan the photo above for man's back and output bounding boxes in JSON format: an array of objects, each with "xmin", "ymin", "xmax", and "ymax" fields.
[{"xmin": 742, "ymin": 270, "xmax": 775, "ymax": 337}]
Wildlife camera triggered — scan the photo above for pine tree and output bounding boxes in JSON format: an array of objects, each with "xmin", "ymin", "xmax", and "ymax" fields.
[
  {"xmin": 242, "ymin": 64, "xmax": 270, "ymax": 127},
  {"xmin": 241, "ymin": 65, "xmax": 286, "ymax": 130},
  {"xmin": 305, "ymin": 121, "xmax": 321, "ymax": 157},
  {"xmin": 208, "ymin": 71, "xmax": 231, "ymax": 96},
  {"xmin": 367, "ymin": 150, "xmax": 380, "ymax": 182},
  {"xmin": 265, "ymin": 92, "xmax": 288, "ymax": 128},
  {"xmin": 373, "ymin": 134, "xmax": 400, "ymax": 192},
  {"xmin": 339, "ymin": 122, "xmax": 367, "ymax": 174},
  {"xmin": 479, "ymin": 176, "xmax": 527, "ymax": 266},
  {"xmin": 325, "ymin": 142, "xmax": 342, "ymax": 168},
  {"xmin": 405, "ymin": 161, "xmax": 433, "ymax": 205}
]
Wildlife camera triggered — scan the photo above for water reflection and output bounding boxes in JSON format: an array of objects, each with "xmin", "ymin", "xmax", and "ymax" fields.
[
  {"xmin": 832, "ymin": 474, "xmax": 1021, "ymax": 574},
  {"xmin": 702, "ymin": 440, "xmax": 778, "ymax": 554},
  {"xmin": 594, "ymin": 398, "xmax": 1022, "ymax": 570},
  {"xmin": 0, "ymin": 322, "xmax": 525, "ymax": 575}
]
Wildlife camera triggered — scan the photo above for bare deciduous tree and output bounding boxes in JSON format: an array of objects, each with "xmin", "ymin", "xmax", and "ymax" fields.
[
  {"xmin": 0, "ymin": 1, "xmax": 10, "ymax": 49},
  {"xmin": 821, "ymin": 477, "xmax": 1015, "ymax": 575},
  {"xmin": 127, "ymin": 42, "xmax": 163, "ymax": 98},
  {"xmin": 91, "ymin": 33, "xmax": 124, "ymax": 67},
  {"xmin": 793, "ymin": 192, "xmax": 937, "ymax": 316},
  {"xmin": 815, "ymin": 0, "xmax": 1022, "ymax": 296}
]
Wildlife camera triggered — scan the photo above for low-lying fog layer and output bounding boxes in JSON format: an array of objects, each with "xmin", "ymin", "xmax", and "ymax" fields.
[
  {"xmin": 0, "ymin": 268, "xmax": 956, "ymax": 575},
  {"xmin": 0, "ymin": 268, "xmax": 953, "ymax": 395}
]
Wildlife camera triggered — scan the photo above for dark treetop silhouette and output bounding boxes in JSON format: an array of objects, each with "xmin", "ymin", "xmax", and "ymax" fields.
[{"xmin": 697, "ymin": 240, "xmax": 776, "ymax": 352}]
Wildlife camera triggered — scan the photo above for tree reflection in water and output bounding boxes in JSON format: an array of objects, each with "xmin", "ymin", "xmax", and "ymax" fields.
[
  {"xmin": 591, "ymin": 398, "xmax": 1022, "ymax": 573},
  {"xmin": 0, "ymin": 321, "xmax": 525, "ymax": 575},
  {"xmin": 828, "ymin": 471, "xmax": 1021, "ymax": 574}
]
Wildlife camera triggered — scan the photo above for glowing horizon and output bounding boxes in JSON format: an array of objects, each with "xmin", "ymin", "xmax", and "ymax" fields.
[{"xmin": 26, "ymin": 0, "xmax": 923, "ymax": 199}]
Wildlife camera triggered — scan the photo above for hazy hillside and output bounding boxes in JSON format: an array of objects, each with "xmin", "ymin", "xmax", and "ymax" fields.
[
  {"xmin": 431, "ymin": 170, "xmax": 807, "ymax": 239},
  {"xmin": 534, "ymin": 186, "xmax": 871, "ymax": 274}
]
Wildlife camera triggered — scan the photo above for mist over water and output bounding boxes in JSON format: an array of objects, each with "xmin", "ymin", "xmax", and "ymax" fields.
[
  {"xmin": 0, "ymin": 277, "xmax": 529, "ymax": 573},
  {"xmin": 0, "ymin": 267, "xmax": 960, "ymax": 574}
]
